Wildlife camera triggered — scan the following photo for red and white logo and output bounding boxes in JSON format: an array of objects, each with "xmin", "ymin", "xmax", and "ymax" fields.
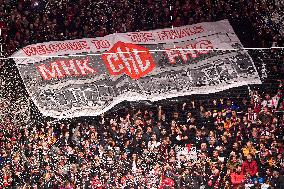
[{"xmin": 102, "ymin": 41, "xmax": 155, "ymax": 79}]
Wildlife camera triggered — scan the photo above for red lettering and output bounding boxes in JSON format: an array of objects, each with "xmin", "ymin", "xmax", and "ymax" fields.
[
  {"xmin": 179, "ymin": 43, "xmax": 198, "ymax": 62},
  {"xmin": 91, "ymin": 40, "xmax": 110, "ymax": 50},
  {"xmin": 103, "ymin": 53, "xmax": 124, "ymax": 75},
  {"xmin": 128, "ymin": 32, "xmax": 155, "ymax": 43},
  {"xmin": 178, "ymin": 29, "xmax": 188, "ymax": 38},
  {"xmin": 49, "ymin": 44, "xmax": 60, "ymax": 52},
  {"xmin": 79, "ymin": 41, "xmax": 90, "ymax": 50},
  {"xmin": 36, "ymin": 45, "xmax": 47, "ymax": 55},
  {"xmin": 64, "ymin": 42, "xmax": 72, "ymax": 50},
  {"xmin": 184, "ymin": 44, "xmax": 198, "ymax": 59},
  {"xmin": 57, "ymin": 43, "xmax": 68, "ymax": 51},
  {"xmin": 37, "ymin": 57, "xmax": 96, "ymax": 80},
  {"xmin": 102, "ymin": 42, "xmax": 155, "ymax": 80},
  {"xmin": 22, "ymin": 46, "xmax": 37, "ymax": 56},
  {"xmin": 91, "ymin": 40, "xmax": 100, "ymax": 49},
  {"xmin": 76, "ymin": 57, "xmax": 97, "ymax": 76},
  {"xmin": 182, "ymin": 28, "xmax": 193, "ymax": 37},
  {"xmin": 196, "ymin": 40, "xmax": 213, "ymax": 54},
  {"xmin": 169, "ymin": 30, "xmax": 178, "ymax": 39},
  {"xmin": 60, "ymin": 59, "xmax": 81, "ymax": 77},
  {"xmin": 43, "ymin": 45, "xmax": 53, "ymax": 54},
  {"xmin": 37, "ymin": 61, "xmax": 64, "ymax": 80},
  {"xmin": 22, "ymin": 41, "xmax": 91, "ymax": 57},
  {"xmin": 164, "ymin": 39, "xmax": 213, "ymax": 64},
  {"xmin": 128, "ymin": 33, "xmax": 140, "ymax": 42},
  {"xmin": 157, "ymin": 25, "xmax": 204, "ymax": 41},
  {"xmin": 164, "ymin": 49, "xmax": 180, "ymax": 64},
  {"xmin": 65, "ymin": 42, "xmax": 73, "ymax": 51},
  {"xmin": 70, "ymin": 42, "xmax": 80, "ymax": 50},
  {"xmin": 100, "ymin": 40, "xmax": 110, "ymax": 48},
  {"xmin": 157, "ymin": 31, "xmax": 170, "ymax": 41},
  {"xmin": 193, "ymin": 25, "xmax": 204, "ymax": 34}
]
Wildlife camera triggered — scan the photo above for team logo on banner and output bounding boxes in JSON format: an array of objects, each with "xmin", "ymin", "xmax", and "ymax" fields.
[{"xmin": 102, "ymin": 41, "xmax": 155, "ymax": 79}]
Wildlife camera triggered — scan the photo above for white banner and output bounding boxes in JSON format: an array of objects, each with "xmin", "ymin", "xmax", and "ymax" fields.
[{"xmin": 11, "ymin": 20, "xmax": 261, "ymax": 118}]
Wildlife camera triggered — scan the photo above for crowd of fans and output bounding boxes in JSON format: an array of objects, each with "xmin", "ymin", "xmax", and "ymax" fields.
[
  {"xmin": 0, "ymin": 79, "xmax": 283, "ymax": 188},
  {"xmin": 0, "ymin": 0, "xmax": 284, "ymax": 188},
  {"xmin": 0, "ymin": 0, "xmax": 283, "ymax": 56}
]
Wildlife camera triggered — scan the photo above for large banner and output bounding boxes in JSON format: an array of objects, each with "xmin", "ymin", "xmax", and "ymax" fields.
[{"xmin": 12, "ymin": 20, "xmax": 261, "ymax": 118}]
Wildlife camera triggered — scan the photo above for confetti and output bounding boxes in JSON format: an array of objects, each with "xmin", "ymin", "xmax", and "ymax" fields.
[{"xmin": 0, "ymin": 0, "xmax": 284, "ymax": 189}]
